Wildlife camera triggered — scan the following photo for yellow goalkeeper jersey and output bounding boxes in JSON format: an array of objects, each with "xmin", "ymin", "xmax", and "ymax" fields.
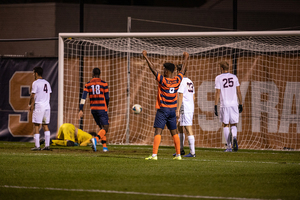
[
  {"xmin": 55, "ymin": 123, "xmax": 92, "ymax": 146},
  {"xmin": 77, "ymin": 129, "xmax": 93, "ymax": 146}
]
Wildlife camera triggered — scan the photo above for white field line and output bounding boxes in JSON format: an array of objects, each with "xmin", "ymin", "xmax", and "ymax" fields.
[
  {"xmin": 1, "ymin": 142, "xmax": 298, "ymax": 154},
  {"xmin": 1, "ymin": 185, "xmax": 280, "ymax": 200},
  {"xmin": 0, "ymin": 152, "xmax": 299, "ymax": 165}
]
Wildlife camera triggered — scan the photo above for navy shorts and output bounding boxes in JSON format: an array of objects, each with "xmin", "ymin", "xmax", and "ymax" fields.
[
  {"xmin": 154, "ymin": 108, "xmax": 177, "ymax": 130},
  {"xmin": 91, "ymin": 110, "xmax": 109, "ymax": 128}
]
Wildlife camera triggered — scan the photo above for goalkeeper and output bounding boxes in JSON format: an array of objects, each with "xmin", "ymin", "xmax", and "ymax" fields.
[{"xmin": 50, "ymin": 123, "xmax": 97, "ymax": 147}]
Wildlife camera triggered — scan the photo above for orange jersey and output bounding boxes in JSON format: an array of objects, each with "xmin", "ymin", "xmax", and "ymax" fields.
[
  {"xmin": 82, "ymin": 78, "xmax": 109, "ymax": 111},
  {"xmin": 155, "ymin": 72, "xmax": 183, "ymax": 109}
]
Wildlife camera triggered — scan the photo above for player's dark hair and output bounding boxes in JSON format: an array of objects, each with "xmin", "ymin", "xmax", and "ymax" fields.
[
  {"xmin": 93, "ymin": 68, "xmax": 101, "ymax": 76},
  {"xmin": 163, "ymin": 63, "xmax": 175, "ymax": 73},
  {"xmin": 33, "ymin": 67, "xmax": 43, "ymax": 76},
  {"xmin": 89, "ymin": 132, "xmax": 97, "ymax": 137},
  {"xmin": 219, "ymin": 61, "xmax": 229, "ymax": 71},
  {"xmin": 66, "ymin": 141, "xmax": 75, "ymax": 146}
]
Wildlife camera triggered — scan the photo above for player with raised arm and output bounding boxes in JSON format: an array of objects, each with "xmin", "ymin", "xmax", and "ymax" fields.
[
  {"xmin": 78, "ymin": 68, "xmax": 109, "ymax": 152},
  {"xmin": 175, "ymin": 64, "xmax": 196, "ymax": 157},
  {"xmin": 214, "ymin": 61, "xmax": 243, "ymax": 152},
  {"xmin": 29, "ymin": 67, "xmax": 52, "ymax": 151},
  {"xmin": 143, "ymin": 50, "xmax": 189, "ymax": 160}
]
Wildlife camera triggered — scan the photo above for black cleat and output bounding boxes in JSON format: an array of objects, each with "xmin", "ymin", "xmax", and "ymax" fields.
[
  {"xmin": 233, "ymin": 138, "xmax": 238, "ymax": 152},
  {"xmin": 173, "ymin": 149, "xmax": 185, "ymax": 156},
  {"xmin": 41, "ymin": 146, "xmax": 51, "ymax": 151},
  {"xmin": 31, "ymin": 146, "xmax": 41, "ymax": 151},
  {"xmin": 39, "ymin": 139, "xmax": 45, "ymax": 145}
]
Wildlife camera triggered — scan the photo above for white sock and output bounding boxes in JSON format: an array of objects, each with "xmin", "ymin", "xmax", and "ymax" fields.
[
  {"xmin": 187, "ymin": 135, "xmax": 195, "ymax": 155},
  {"xmin": 152, "ymin": 154, "xmax": 157, "ymax": 157},
  {"xmin": 231, "ymin": 126, "xmax": 237, "ymax": 138},
  {"xmin": 45, "ymin": 131, "xmax": 51, "ymax": 147},
  {"xmin": 34, "ymin": 134, "xmax": 40, "ymax": 148},
  {"xmin": 179, "ymin": 133, "xmax": 185, "ymax": 150},
  {"xmin": 223, "ymin": 127, "xmax": 231, "ymax": 148}
]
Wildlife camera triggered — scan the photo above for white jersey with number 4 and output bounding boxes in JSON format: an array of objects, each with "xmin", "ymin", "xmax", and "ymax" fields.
[
  {"xmin": 215, "ymin": 73, "xmax": 240, "ymax": 107},
  {"xmin": 178, "ymin": 77, "xmax": 195, "ymax": 113},
  {"xmin": 31, "ymin": 79, "xmax": 52, "ymax": 110}
]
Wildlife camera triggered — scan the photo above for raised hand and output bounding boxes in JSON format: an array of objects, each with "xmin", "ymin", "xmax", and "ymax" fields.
[{"xmin": 142, "ymin": 50, "xmax": 147, "ymax": 57}]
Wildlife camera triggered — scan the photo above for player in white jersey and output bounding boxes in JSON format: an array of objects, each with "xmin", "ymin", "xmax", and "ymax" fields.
[
  {"xmin": 29, "ymin": 67, "xmax": 52, "ymax": 151},
  {"xmin": 175, "ymin": 64, "xmax": 196, "ymax": 157},
  {"xmin": 214, "ymin": 61, "xmax": 243, "ymax": 152}
]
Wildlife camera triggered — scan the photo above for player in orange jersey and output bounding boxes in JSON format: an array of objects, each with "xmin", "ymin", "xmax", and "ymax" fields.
[
  {"xmin": 78, "ymin": 68, "xmax": 109, "ymax": 152},
  {"xmin": 143, "ymin": 50, "xmax": 189, "ymax": 160}
]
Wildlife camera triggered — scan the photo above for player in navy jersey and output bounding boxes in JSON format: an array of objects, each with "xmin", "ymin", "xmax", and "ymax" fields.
[
  {"xmin": 143, "ymin": 50, "xmax": 189, "ymax": 160},
  {"xmin": 29, "ymin": 67, "xmax": 52, "ymax": 151},
  {"xmin": 78, "ymin": 68, "xmax": 109, "ymax": 152},
  {"xmin": 214, "ymin": 61, "xmax": 243, "ymax": 152}
]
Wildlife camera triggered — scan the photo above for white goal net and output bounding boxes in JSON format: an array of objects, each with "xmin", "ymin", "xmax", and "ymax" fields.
[{"xmin": 59, "ymin": 32, "xmax": 300, "ymax": 150}]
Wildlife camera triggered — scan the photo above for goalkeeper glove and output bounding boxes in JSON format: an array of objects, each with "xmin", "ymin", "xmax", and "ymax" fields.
[
  {"xmin": 239, "ymin": 104, "xmax": 243, "ymax": 113},
  {"xmin": 214, "ymin": 105, "xmax": 218, "ymax": 116}
]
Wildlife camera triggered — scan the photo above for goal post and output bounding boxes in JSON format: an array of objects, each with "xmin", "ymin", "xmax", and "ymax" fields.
[{"xmin": 58, "ymin": 31, "xmax": 300, "ymax": 150}]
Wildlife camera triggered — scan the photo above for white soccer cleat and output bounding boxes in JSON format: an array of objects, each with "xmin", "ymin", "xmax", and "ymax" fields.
[{"xmin": 91, "ymin": 138, "xmax": 97, "ymax": 152}]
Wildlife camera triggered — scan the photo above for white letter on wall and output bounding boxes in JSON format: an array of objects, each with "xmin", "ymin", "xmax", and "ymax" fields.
[
  {"xmin": 197, "ymin": 81, "xmax": 220, "ymax": 131},
  {"xmin": 252, "ymin": 81, "xmax": 278, "ymax": 133},
  {"xmin": 279, "ymin": 82, "xmax": 300, "ymax": 133}
]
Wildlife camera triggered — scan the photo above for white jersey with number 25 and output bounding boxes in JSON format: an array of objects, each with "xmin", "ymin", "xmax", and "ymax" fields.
[{"xmin": 215, "ymin": 73, "xmax": 240, "ymax": 108}]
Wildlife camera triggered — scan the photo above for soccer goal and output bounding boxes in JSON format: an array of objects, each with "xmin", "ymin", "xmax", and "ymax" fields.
[{"xmin": 58, "ymin": 31, "xmax": 300, "ymax": 150}]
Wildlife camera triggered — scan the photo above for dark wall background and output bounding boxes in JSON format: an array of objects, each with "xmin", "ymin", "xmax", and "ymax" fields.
[{"xmin": 0, "ymin": 0, "xmax": 300, "ymax": 57}]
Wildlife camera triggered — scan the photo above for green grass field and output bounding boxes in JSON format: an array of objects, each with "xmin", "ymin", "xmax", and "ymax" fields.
[{"xmin": 0, "ymin": 141, "xmax": 299, "ymax": 200}]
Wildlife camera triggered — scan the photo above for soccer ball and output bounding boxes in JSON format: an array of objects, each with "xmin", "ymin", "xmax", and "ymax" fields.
[{"xmin": 132, "ymin": 104, "xmax": 142, "ymax": 114}]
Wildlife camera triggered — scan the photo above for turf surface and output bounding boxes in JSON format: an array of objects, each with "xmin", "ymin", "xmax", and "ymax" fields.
[{"xmin": 0, "ymin": 141, "xmax": 299, "ymax": 200}]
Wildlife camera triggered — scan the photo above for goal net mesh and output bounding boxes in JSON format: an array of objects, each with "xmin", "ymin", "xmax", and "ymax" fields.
[{"xmin": 61, "ymin": 33, "xmax": 300, "ymax": 150}]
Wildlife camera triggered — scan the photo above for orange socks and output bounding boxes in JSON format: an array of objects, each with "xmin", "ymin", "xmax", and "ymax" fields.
[
  {"xmin": 173, "ymin": 134, "xmax": 180, "ymax": 155},
  {"xmin": 102, "ymin": 136, "xmax": 107, "ymax": 148},
  {"xmin": 151, "ymin": 134, "xmax": 179, "ymax": 155},
  {"xmin": 152, "ymin": 135, "xmax": 161, "ymax": 155},
  {"xmin": 96, "ymin": 129, "xmax": 107, "ymax": 147},
  {"xmin": 97, "ymin": 129, "xmax": 106, "ymax": 139}
]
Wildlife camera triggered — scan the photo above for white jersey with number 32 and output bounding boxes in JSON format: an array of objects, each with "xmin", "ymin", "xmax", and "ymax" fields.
[
  {"xmin": 31, "ymin": 79, "xmax": 52, "ymax": 110},
  {"xmin": 215, "ymin": 73, "xmax": 240, "ymax": 107},
  {"xmin": 178, "ymin": 77, "xmax": 195, "ymax": 113}
]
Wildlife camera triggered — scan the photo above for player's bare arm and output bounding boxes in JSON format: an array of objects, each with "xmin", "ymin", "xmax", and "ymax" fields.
[
  {"xmin": 214, "ymin": 89, "xmax": 220, "ymax": 116},
  {"xmin": 78, "ymin": 93, "xmax": 87, "ymax": 119},
  {"xmin": 236, "ymin": 86, "xmax": 243, "ymax": 113},
  {"xmin": 180, "ymin": 52, "xmax": 189, "ymax": 74},
  {"xmin": 142, "ymin": 50, "xmax": 157, "ymax": 76},
  {"xmin": 176, "ymin": 93, "xmax": 183, "ymax": 118},
  {"xmin": 214, "ymin": 89, "xmax": 220, "ymax": 106},
  {"xmin": 28, "ymin": 93, "xmax": 35, "ymax": 112},
  {"xmin": 78, "ymin": 110, "xmax": 83, "ymax": 119},
  {"xmin": 236, "ymin": 86, "xmax": 242, "ymax": 105}
]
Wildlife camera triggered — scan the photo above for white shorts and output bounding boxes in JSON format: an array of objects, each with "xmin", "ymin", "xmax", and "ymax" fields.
[
  {"xmin": 32, "ymin": 108, "xmax": 51, "ymax": 124},
  {"xmin": 178, "ymin": 112, "xmax": 194, "ymax": 126},
  {"xmin": 219, "ymin": 106, "xmax": 239, "ymax": 124}
]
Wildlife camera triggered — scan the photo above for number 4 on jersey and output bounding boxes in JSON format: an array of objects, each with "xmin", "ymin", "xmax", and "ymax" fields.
[{"xmin": 43, "ymin": 84, "xmax": 48, "ymax": 93}]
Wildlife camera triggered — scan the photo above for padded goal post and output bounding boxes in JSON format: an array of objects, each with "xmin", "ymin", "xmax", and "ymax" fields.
[{"xmin": 58, "ymin": 31, "xmax": 300, "ymax": 150}]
